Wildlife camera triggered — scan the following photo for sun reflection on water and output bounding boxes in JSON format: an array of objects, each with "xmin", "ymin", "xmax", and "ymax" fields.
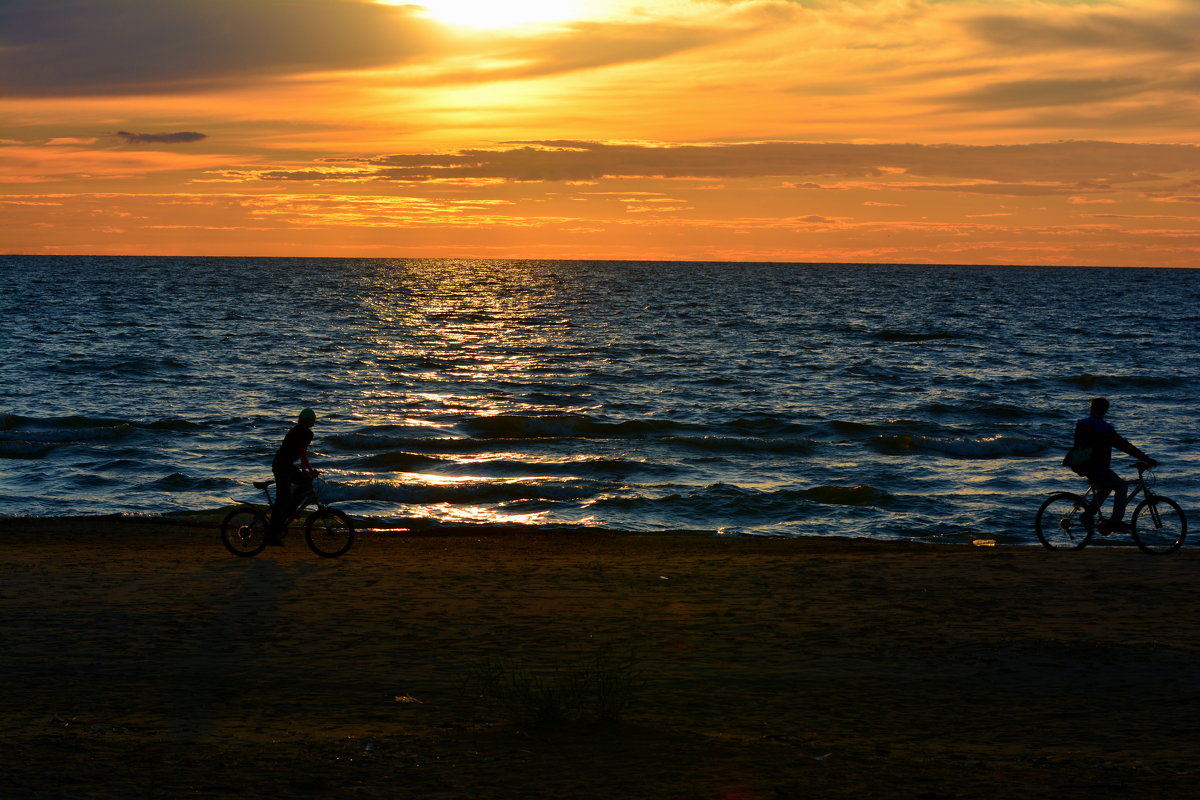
[
  {"xmin": 348, "ymin": 260, "xmax": 594, "ymax": 425},
  {"xmin": 336, "ymin": 260, "xmax": 606, "ymax": 528},
  {"xmin": 407, "ymin": 502, "xmax": 551, "ymax": 527}
]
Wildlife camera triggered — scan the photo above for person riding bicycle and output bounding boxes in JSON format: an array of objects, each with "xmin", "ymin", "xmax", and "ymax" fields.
[
  {"xmin": 1067, "ymin": 397, "xmax": 1157, "ymax": 534},
  {"xmin": 266, "ymin": 407, "xmax": 319, "ymax": 546}
]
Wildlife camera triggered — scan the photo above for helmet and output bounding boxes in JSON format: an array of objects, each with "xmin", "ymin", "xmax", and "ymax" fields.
[{"xmin": 298, "ymin": 408, "xmax": 316, "ymax": 424}]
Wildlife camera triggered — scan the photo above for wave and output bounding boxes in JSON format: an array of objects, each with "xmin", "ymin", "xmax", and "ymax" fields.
[
  {"xmin": 662, "ymin": 435, "xmax": 818, "ymax": 453},
  {"xmin": 326, "ymin": 433, "xmax": 481, "ymax": 453},
  {"xmin": 71, "ymin": 474, "xmax": 125, "ymax": 489},
  {"xmin": 809, "ymin": 419, "xmax": 955, "ymax": 441},
  {"xmin": 354, "ymin": 451, "xmax": 445, "ymax": 471},
  {"xmin": 582, "ymin": 482, "xmax": 898, "ymax": 523},
  {"xmin": 871, "ymin": 433, "xmax": 1050, "ymax": 459},
  {"xmin": 798, "ymin": 484, "xmax": 896, "ymax": 506},
  {"xmin": 333, "ymin": 451, "xmax": 678, "ymax": 480},
  {"xmin": 144, "ymin": 418, "xmax": 203, "ymax": 431},
  {"xmin": 0, "ymin": 441, "xmax": 60, "ymax": 459},
  {"xmin": 2, "ymin": 413, "xmax": 131, "ymax": 430},
  {"xmin": 1, "ymin": 413, "xmax": 211, "ymax": 438},
  {"xmin": 437, "ymin": 456, "xmax": 675, "ymax": 479},
  {"xmin": 457, "ymin": 414, "xmax": 697, "ymax": 440},
  {"xmin": 1058, "ymin": 373, "xmax": 1192, "ymax": 389},
  {"xmin": 918, "ymin": 402, "xmax": 1039, "ymax": 420},
  {"xmin": 140, "ymin": 473, "xmax": 240, "ymax": 493},
  {"xmin": 722, "ymin": 416, "xmax": 818, "ymax": 436},
  {"xmin": 328, "ymin": 478, "xmax": 599, "ymax": 505},
  {"xmin": 300, "ymin": 416, "xmax": 1011, "ymax": 463},
  {"xmin": 0, "ymin": 420, "xmax": 137, "ymax": 444}
]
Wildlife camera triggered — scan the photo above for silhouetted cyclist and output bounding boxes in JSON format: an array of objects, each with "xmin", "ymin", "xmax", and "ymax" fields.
[
  {"xmin": 1068, "ymin": 397, "xmax": 1157, "ymax": 534},
  {"xmin": 266, "ymin": 408, "xmax": 319, "ymax": 546}
]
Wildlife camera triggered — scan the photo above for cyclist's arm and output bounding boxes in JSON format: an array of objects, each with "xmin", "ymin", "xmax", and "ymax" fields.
[
  {"xmin": 1113, "ymin": 434, "xmax": 1155, "ymax": 465},
  {"xmin": 300, "ymin": 448, "xmax": 313, "ymax": 473}
]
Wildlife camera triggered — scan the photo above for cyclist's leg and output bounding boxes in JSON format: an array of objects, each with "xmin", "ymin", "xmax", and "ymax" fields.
[
  {"xmin": 268, "ymin": 466, "xmax": 294, "ymax": 538},
  {"xmin": 1084, "ymin": 476, "xmax": 1109, "ymax": 516},
  {"xmin": 1102, "ymin": 469, "xmax": 1128, "ymax": 522},
  {"xmin": 284, "ymin": 464, "xmax": 312, "ymax": 517},
  {"xmin": 1086, "ymin": 468, "xmax": 1127, "ymax": 527}
]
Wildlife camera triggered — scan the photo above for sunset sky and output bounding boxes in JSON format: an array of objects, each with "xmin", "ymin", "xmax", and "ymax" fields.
[{"xmin": 3, "ymin": 0, "xmax": 1198, "ymax": 266}]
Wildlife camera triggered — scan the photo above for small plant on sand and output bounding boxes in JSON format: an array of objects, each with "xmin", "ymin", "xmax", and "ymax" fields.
[{"xmin": 467, "ymin": 649, "xmax": 643, "ymax": 728}]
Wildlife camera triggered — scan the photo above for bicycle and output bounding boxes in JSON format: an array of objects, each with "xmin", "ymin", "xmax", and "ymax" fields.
[
  {"xmin": 221, "ymin": 477, "xmax": 355, "ymax": 558},
  {"xmin": 1034, "ymin": 463, "xmax": 1187, "ymax": 554}
]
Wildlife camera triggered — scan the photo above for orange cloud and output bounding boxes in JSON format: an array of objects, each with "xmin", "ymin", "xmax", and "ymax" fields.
[{"xmin": 0, "ymin": 143, "xmax": 247, "ymax": 183}]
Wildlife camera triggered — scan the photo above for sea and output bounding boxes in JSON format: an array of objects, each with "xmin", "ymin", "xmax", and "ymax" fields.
[{"xmin": 2, "ymin": 256, "xmax": 1197, "ymax": 545}]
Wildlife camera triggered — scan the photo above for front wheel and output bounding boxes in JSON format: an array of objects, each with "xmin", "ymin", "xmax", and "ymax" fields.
[
  {"xmin": 1035, "ymin": 492, "xmax": 1095, "ymax": 551},
  {"xmin": 1131, "ymin": 497, "xmax": 1187, "ymax": 555},
  {"xmin": 221, "ymin": 507, "xmax": 269, "ymax": 557},
  {"xmin": 305, "ymin": 507, "xmax": 355, "ymax": 557}
]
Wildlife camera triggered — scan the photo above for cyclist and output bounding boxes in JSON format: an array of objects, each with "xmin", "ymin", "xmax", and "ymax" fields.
[
  {"xmin": 1068, "ymin": 397, "xmax": 1157, "ymax": 534},
  {"xmin": 266, "ymin": 407, "xmax": 319, "ymax": 545}
]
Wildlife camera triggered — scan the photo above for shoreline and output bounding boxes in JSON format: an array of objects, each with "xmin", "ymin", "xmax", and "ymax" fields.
[
  {"xmin": 3, "ymin": 517, "xmax": 1198, "ymax": 798},
  {"xmin": 2, "ymin": 511, "xmax": 1030, "ymax": 549}
]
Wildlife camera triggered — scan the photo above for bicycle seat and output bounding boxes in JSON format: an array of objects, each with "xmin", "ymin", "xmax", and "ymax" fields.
[{"xmin": 253, "ymin": 480, "xmax": 276, "ymax": 489}]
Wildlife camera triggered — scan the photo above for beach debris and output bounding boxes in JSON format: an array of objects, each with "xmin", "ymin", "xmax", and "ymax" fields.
[
  {"xmin": 50, "ymin": 714, "xmax": 71, "ymax": 728},
  {"xmin": 394, "ymin": 695, "xmax": 424, "ymax": 703},
  {"xmin": 813, "ymin": 753, "xmax": 832, "ymax": 762},
  {"xmin": 972, "ymin": 539, "xmax": 997, "ymax": 547},
  {"xmin": 659, "ymin": 575, "xmax": 670, "ymax": 580}
]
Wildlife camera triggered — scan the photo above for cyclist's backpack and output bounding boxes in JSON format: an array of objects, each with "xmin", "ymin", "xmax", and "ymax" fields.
[
  {"xmin": 1062, "ymin": 418, "xmax": 1098, "ymax": 475},
  {"xmin": 1062, "ymin": 445, "xmax": 1093, "ymax": 475}
]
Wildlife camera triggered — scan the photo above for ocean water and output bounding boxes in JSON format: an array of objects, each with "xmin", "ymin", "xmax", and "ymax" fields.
[{"xmin": 2, "ymin": 256, "xmax": 1197, "ymax": 544}]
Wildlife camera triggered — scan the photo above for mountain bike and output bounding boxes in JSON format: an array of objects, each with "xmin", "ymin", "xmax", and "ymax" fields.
[
  {"xmin": 221, "ymin": 477, "xmax": 355, "ymax": 558},
  {"xmin": 1034, "ymin": 463, "xmax": 1187, "ymax": 554}
]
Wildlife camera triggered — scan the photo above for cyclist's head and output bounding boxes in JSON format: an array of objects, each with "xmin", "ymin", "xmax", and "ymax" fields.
[
  {"xmin": 298, "ymin": 407, "xmax": 317, "ymax": 425},
  {"xmin": 1089, "ymin": 397, "xmax": 1110, "ymax": 418}
]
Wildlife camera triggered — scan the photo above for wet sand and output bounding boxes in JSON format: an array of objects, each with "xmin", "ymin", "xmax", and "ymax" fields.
[{"xmin": 2, "ymin": 517, "xmax": 1199, "ymax": 799}]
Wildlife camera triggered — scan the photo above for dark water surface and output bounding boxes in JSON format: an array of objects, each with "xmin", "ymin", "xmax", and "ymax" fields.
[{"xmin": 2, "ymin": 256, "xmax": 1197, "ymax": 543}]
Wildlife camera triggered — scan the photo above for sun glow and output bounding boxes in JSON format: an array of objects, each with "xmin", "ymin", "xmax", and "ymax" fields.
[{"xmin": 411, "ymin": 0, "xmax": 589, "ymax": 29}]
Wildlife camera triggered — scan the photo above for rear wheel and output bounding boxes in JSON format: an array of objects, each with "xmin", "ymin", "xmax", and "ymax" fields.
[
  {"xmin": 305, "ymin": 507, "xmax": 355, "ymax": 557},
  {"xmin": 1131, "ymin": 497, "xmax": 1187, "ymax": 555},
  {"xmin": 1034, "ymin": 492, "xmax": 1095, "ymax": 551},
  {"xmin": 221, "ymin": 507, "xmax": 269, "ymax": 557}
]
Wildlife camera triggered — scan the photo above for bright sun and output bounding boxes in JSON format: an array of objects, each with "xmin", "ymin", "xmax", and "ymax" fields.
[{"xmin": 412, "ymin": 0, "xmax": 588, "ymax": 29}]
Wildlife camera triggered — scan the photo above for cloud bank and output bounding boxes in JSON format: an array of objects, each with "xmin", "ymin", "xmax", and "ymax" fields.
[
  {"xmin": 0, "ymin": 0, "xmax": 436, "ymax": 97},
  {"xmin": 257, "ymin": 140, "xmax": 1200, "ymax": 190},
  {"xmin": 116, "ymin": 131, "xmax": 207, "ymax": 145}
]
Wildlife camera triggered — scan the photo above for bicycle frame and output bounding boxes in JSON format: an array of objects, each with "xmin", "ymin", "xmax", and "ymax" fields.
[
  {"xmin": 239, "ymin": 478, "xmax": 327, "ymax": 532},
  {"xmin": 1078, "ymin": 472, "xmax": 1151, "ymax": 521}
]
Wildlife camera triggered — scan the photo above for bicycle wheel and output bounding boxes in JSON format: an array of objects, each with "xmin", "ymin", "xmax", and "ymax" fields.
[
  {"xmin": 1131, "ymin": 497, "xmax": 1187, "ymax": 555},
  {"xmin": 221, "ymin": 507, "xmax": 269, "ymax": 557},
  {"xmin": 305, "ymin": 507, "xmax": 355, "ymax": 557},
  {"xmin": 1034, "ymin": 492, "xmax": 1095, "ymax": 551}
]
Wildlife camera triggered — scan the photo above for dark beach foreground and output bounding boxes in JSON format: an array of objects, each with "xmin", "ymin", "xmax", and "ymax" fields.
[{"xmin": 2, "ymin": 517, "xmax": 1198, "ymax": 799}]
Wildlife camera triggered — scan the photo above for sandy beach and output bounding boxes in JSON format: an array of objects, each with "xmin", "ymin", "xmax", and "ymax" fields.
[{"xmin": 2, "ymin": 517, "xmax": 1199, "ymax": 799}]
